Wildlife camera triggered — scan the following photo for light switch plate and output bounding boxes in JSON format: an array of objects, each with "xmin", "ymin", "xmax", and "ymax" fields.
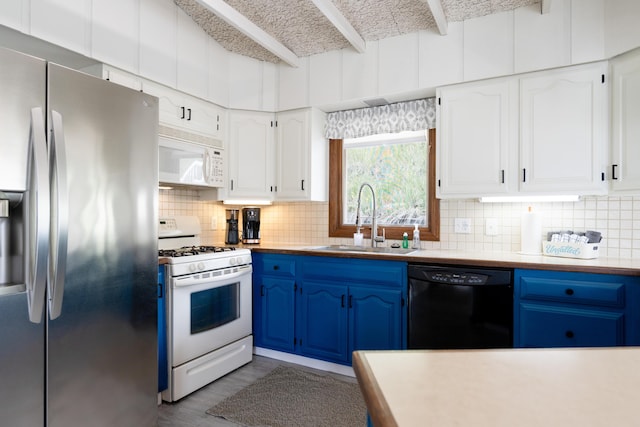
[
  {"xmin": 485, "ymin": 218, "xmax": 499, "ymax": 236},
  {"xmin": 454, "ymin": 218, "xmax": 471, "ymax": 234}
]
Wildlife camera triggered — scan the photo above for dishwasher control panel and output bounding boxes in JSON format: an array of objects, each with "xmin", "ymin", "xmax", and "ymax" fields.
[{"xmin": 425, "ymin": 271, "xmax": 489, "ymax": 285}]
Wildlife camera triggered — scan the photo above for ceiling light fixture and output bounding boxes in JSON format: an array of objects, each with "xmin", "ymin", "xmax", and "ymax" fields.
[{"xmin": 478, "ymin": 195, "xmax": 581, "ymax": 203}]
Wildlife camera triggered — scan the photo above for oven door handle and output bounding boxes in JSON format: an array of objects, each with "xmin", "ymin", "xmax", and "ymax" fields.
[{"xmin": 173, "ymin": 265, "xmax": 252, "ymax": 289}]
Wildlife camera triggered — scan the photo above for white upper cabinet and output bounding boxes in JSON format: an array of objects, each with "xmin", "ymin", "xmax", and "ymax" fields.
[
  {"xmin": 610, "ymin": 48, "xmax": 640, "ymax": 194},
  {"xmin": 437, "ymin": 61, "xmax": 608, "ymax": 199},
  {"xmin": 275, "ymin": 108, "xmax": 327, "ymax": 201},
  {"xmin": 519, "ymin": 62, "xmax": 608, "ymax": 195},
  {"xmin": 226, "ymin": 110, "xmax": 275, "ymax": 199},
  {"xmin": 143, "ymin": 79, "xmax": 225, "ymax": 146},
  {"xmin": 436, "ymin": 78, "xmax": 518, "ymax": 198}
]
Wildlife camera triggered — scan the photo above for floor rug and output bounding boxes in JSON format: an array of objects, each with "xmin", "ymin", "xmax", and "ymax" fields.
[{"xmin": 206, "ymin": 365, "xmax": 367, "ymax": 427}]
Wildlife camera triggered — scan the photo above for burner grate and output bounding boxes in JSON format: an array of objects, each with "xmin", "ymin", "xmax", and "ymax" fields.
[{"xmin": 158, "ymin": 246, "xmax": 237, "ymax": 257}]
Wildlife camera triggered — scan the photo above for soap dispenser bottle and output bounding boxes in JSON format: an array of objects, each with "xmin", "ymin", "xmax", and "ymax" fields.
[
  {"xmin": 402, "ymin": 232, "xmax": 409, "ymax": 249},
  {"xmin": 412, "ymin": 224, "xmax": 420, "ymax": 249}
]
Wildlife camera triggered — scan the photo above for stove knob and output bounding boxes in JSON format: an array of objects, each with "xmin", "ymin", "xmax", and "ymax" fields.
[
  {"xmin": 230, "ymin": 257, "xmax": 237, "ymax": 266},
  {"xmin": 189, "ymin": 264, "xmax": 197, "ymax": 273},
  {"xmin": 197, "ymin": 262, "xmax": 205, "ymax": 271}
]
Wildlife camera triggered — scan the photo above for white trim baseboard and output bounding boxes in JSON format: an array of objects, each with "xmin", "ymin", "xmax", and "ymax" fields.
[{"xmin": 253, "ymin": 347, "xmax": 356, "ymax": 377}]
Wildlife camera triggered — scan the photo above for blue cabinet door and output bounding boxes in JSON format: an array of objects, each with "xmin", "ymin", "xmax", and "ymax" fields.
[
  {"xmin": 298, "ymin": 281, "xmax": 349, "ymax": 363},
  {"xmin": 258, "ymin": 277, "xmax": 296, "ymax": 352},
  {"xmin": 348, "ymin": 286, "xmax": 403, "ymax": 363}
]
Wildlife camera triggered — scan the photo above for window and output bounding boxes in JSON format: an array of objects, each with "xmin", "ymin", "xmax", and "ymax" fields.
[{"xmin": 329, "ymin": 128, "xmax": 439, "ymax": 241}]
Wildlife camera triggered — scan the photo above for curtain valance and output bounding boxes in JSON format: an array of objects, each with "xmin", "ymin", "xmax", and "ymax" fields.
[{"xmin": 324, "ymin": 98, "xmax": 436, "ymax": 139}]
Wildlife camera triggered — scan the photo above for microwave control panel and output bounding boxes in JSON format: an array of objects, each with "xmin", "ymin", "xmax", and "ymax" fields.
[{"xmin": 206, "ymin": 148, "xmax": 224, "ymax": 187}]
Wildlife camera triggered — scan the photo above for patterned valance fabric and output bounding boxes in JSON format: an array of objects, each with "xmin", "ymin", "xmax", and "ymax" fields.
[{"xmin": 324, "ymin": 98, "xmax": 436, "ymax": 139}]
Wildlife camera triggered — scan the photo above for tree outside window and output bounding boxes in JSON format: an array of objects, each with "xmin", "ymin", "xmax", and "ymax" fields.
[
  {"xmin": 344, "ymin": 130, "xmax": 427, "ymax": 227},
  {"xmin": 329, "ymin": 128, "xmax": 439, "ymax": 242}
]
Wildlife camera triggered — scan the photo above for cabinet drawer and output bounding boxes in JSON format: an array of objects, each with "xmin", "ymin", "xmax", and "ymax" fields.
[
  {"xmin": 518, "ymin": 303, "xmax": 624, "ymax": 347},
  {"xmin": 261, "ymin": 255, "xmax": 296, "ymax": 277},
  {"xmin": 519, "ymin": 276, "xmax": 625, "ymax": 308},
  {"xmin": 301, "ymin": 256, "xmax": 406, "ymax": 287}
]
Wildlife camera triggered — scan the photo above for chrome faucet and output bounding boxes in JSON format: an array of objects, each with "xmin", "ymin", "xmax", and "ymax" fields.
[{"xmin": 355, "ymin": 183, "xmax": 385, "ymax": 247}]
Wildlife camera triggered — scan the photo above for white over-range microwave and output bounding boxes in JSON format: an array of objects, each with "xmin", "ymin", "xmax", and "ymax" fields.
[{"xmin": 159, "ymin": 136, "xmax": 224, "ymax": 188}]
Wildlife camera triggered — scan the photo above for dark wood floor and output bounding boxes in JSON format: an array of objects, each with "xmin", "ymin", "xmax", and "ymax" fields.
[{"xmin": 158, "ymin": 355, "xmax": 356, "ymax": 427}]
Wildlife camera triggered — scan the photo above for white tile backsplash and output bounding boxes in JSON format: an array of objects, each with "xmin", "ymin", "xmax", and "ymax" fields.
[{"xmin": 159, "ymin": 189, "xmax": 640, "ymax": 258}]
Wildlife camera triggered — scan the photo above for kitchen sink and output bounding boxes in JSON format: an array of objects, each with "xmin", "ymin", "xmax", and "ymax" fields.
[{"xmin": 308, "ymin": 245, "xmax": 417, "ymax": 255}]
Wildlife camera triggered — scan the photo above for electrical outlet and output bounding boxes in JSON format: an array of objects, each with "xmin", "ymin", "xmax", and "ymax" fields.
[
  {"xmin": 454, "ymin": 218, "xmax": 471, "ymax": 234},
  {"xmin": 485, "ymin": 218, "xmax": 499, "ymax": 236},
  {"xmin": 211, "ymin": 216, "xmax": 217, "ymax": 230}
]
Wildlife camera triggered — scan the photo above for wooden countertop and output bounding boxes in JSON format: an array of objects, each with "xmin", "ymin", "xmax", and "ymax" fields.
[
  {"xmin": 250, "ymin": 245, "xmax": 640, "ymax": 276},
  {"xmin": 352, "ymin": 348, "xmax": 640, "ymax": 427}
]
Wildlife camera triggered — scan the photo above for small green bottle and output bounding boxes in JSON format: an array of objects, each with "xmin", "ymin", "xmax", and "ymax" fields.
[{"xmin": 402, "ymin": 232, "xmax": 409, "ymax": 249}]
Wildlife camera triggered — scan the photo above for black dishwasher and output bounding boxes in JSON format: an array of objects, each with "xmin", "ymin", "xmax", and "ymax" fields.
[{"xmin": 408, "ymin": 264, "xmax": 513, "ymax": 349}]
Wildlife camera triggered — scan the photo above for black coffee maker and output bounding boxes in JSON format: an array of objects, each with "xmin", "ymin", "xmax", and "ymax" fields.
[
  {"xmin": 225, "ymin": 209, "xmax": 239, "ymax": 245},
  {"xmin": 242, "ymin": 207, "xmax": 260, "ymax": 244}
]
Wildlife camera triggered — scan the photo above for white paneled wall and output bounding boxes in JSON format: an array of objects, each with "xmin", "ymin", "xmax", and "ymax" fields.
[
  {"xmin": 605, "ymin": 0, "xmax": 640, "ymax": 57},
  {"xmin": 160, "ymin": 189, "xmax": 640, "ymax": 259},
  {"xmin": 378, "ymin": 33, "xmax": 420, "ymax": 96},
  {"xmin": 285, "ymin": 0, "xmax": 618, "ymax": 111},
  {"xmin": 1, "ymin": 0, "xmax": 637, "ymax": 113},
  {"xmin": 30, "ymin": 0, "xmax": 90, "ymax": 56},
  {"xmin": 228, "ymin": 54, "xmax": 265, "ymax": 110},
  {"xmin": 91, "ymin": 0, "xmax": 139, "ymax": 71},
  {"xmin": 571, "ymin": 0, "xmax": 605, "ymax": 64},
  {"xmin": 463, "ymin": 11, "xmax": 514, "ymax": 80},
  {"xmin": 418, "ymin": 22, "xmax": 464, "ymax": 89},
  {"xmin": 513, "ymin": 0, "xmax": 572, "ymax": 73},
  {"xmin": 139, "ymin": 0, "xmax": 177, "ymax": 88}
]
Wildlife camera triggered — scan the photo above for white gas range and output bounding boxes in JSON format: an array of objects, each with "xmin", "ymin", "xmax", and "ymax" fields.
[{"xmin": 159, "ymin": 216, "xmax": 253, "ymax": 402}]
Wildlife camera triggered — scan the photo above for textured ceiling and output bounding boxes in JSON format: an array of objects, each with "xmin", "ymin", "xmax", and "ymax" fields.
[{"xmin": 175, "ymin": 0, "xmax": 539, "ymax": 64}]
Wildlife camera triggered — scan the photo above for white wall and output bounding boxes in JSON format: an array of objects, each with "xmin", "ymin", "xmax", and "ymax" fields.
[
  {"xmin": 277, "ymin": 0, "xmax": 617, "ymax": 112},
  {"xmin": 604, "ymin": 0, "xmax": 640, "ymax": 57},
  {"xmin": 0, "ymin": 0, "xmax": 235, "ymax": 108},
  {"xmin": 2, "ymin": 0, "xmax": 638, "ymax": 113},
  {"xmin": 160, "ymin": 190, "xmax": 640, "ymax": 259}
]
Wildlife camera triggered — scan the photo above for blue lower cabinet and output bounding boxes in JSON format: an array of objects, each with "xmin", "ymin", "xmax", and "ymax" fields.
[
  {"xmin": 514, "ymin": 269, "xmax": 640, "ymax": 348},
  {"xmin": 259, "ymin": 276, "xmax": 296, "ymax": 352},
  {"xmin": 298, "ymin": 281, "xmax": 349, "ymax": 363},
  {"xmin": 252, "ymin": 253, "xmax": 407, "ymax": 366},
  {"xmin": 349, "ymin": 286, "xmax": 403, "ymax": 362}
]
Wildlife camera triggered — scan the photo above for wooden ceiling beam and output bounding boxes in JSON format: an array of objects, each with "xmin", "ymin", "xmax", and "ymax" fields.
[
  {"xmin": 193, "ymin": 0, "xmax": 300, "ymax": 67},
  {"xmin": 310, "ymin": 0, "xmax": 366, "ymax": 53},
  {"xmin": 423, "ymin": 0, "xmax": 448, "ymax": 35}
]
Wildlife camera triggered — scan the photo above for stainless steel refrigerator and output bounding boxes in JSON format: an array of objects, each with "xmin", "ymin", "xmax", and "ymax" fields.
[{"xmin": 0, "ymin": 47, "xmax": 158, "ymax": 426}]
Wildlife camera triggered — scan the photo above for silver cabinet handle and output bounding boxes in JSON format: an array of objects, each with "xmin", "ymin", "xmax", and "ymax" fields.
[
  {"xmin": 27, "ymin": 107, "xmax": 49, "ymax": 323},
  {"xmin": 48, "ymin": 110, "xmax": 68, "ymax": 320}
]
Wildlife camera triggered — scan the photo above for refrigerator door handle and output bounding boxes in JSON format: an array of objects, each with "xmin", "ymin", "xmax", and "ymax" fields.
[
  {"xmin": 48, "ymin": 110, "xmax": 68, "ymax": 320},
  {"xmin": 27, "ymin": 107, "xmax": 49, "ymax": 323}
]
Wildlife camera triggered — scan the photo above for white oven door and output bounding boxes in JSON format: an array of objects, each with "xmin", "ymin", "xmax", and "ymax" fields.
[{"xmin": 170, "ymin": 265, "xmax": 252, "ymax": 367}]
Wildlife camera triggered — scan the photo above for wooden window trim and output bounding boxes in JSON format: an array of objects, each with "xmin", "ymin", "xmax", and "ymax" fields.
[{"xmin": 328, "ymin": 128, "xmax": 440, "ymax": 241}]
